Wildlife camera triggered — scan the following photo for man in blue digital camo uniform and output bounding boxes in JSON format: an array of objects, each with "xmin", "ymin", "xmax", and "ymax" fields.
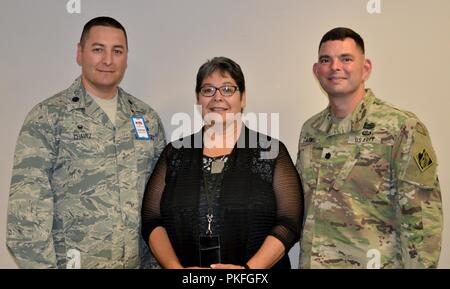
[{"xmin": 7, "ymin": 17, "xmax": 166, "ymax": 268}]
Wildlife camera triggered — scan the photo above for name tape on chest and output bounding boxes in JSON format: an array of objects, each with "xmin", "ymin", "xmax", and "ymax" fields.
[
  {"xmin": 348, "ymin": 131, "xmax": 381, "ymax": 144},
  {"xmin": 301, "ymin": 136, "xmax": 316, "ymax": 144}
]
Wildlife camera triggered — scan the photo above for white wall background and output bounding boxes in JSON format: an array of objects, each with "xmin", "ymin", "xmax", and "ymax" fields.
[{"xmin": 1, "ymin": 0, "xmax": 449, "ymax": 268}]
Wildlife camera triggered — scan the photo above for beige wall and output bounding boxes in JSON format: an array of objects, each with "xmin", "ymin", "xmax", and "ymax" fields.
[{"xmin": 1, "ymin": 0, "xmax": 449, "ymax": 268}]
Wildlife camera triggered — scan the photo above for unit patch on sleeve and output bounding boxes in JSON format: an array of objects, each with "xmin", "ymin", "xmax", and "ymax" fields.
[{"xmin": 414, "ymin": 149, "xmax": 433, "ymax": 172}]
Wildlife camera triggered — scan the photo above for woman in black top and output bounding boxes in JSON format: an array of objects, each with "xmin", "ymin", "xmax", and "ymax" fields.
[{"xmin": 141, "ymin": 57, "xmax": 303, "ymax": 269}]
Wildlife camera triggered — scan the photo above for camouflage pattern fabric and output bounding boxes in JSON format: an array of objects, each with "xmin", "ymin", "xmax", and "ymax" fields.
[
  {"xmin": 7, "ymin": 77, "xmax": 166, "ymax": 268},
  {"xmin": 296, "ymin": 89, "xmax": 442, "ymax": 268}
]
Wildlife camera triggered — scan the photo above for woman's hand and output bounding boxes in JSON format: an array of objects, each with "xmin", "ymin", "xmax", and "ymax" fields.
[{"xmin": 210, "ymin": 263, "xmax": 245, "ymax": 269}]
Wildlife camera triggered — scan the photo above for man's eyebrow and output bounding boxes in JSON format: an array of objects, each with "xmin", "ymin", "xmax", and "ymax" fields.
[
  {"xmin": 89, "ymin": 43, "xmax": 125, "ymax": 49},
  {"xmin": 318, "ymin": 53, "xmax": 354, "ymax": 59},
  {"xmin": 90, "ymin": 43, "xmax": 105, "ymax": 47}
]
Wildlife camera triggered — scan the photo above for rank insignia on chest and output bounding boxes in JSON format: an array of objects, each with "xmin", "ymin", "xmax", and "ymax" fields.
[{"xmin": 414, "ymin": 148, "xmax": 433, "ymax": 172}]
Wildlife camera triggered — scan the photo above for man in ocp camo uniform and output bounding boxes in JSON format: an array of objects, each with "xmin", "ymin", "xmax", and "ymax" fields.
[
  {"xmin": 6, "ymin": 17, "xmax": 166, "ymax": 268},
  {"xmin": 296, "ymin": 27, "xmax": 442, "ymax": 268}
]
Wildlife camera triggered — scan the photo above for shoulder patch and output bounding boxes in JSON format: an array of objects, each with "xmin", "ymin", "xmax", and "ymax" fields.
[
  {"xmin": 401, "ymin": 126, "xmax": 438, "ymax": 187},
  {"xmin": 414, "ymin": 149, "xmax": 433, "ymax": 172}
]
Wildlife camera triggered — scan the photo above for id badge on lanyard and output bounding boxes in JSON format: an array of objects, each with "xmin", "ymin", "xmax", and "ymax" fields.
[
  {"xmin": 131, "ymin": 116, "xmax": 150, "ymax": 140},
  {"xmin": 199, "ymin": 235, "xmax": 221, "ymax": 267}
]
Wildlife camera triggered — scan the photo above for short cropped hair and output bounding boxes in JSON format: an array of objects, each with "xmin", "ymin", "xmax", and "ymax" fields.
[
  {"xmin": 79, "ymin": 16, "xmax": 128, "ymax": 48},
  {"xmin": 319, "ymin": 27, "xmax": 365, "ymax": 53}
]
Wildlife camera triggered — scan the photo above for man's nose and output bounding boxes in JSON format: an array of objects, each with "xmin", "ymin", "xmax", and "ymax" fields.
[
  {"xmin": 102, "ymin": 50, "xmax": 113, "ymax": 65},
  {"xmin": 330, "ymin": 59, "xmax": 342, "ymax": 71}
]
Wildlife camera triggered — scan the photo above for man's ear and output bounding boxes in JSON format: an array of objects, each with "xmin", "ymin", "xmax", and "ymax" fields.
[
  {"xmin": 313, "ymin": 62, "xmax": 319, "ymax": 79},
  {"xmin": 76, "ymin": 43, "xmax": 82, "ymax": 66},
  {"xmin": 363, "ymin": 58, "xmax": 372, "ymax": 81}
]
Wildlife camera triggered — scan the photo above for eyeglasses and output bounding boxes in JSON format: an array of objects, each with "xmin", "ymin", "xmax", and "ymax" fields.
[{"xmin": 199, "ymin": 85, "xmax": 239, "ymax": 97}]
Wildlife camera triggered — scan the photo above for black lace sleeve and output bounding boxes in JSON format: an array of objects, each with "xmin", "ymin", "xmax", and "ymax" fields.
[
  {"xmin": 269, "ymin": 141, "xmax": 304, "ymax": 251},
  {"xmin": 141, "ymin": 144, "xmax": 170, "ymax": 247}
]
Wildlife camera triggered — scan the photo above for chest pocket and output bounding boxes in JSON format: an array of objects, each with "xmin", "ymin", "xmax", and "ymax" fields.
[
  {"xmin": 135, "ymin": 138, "xmax": 155, "ymax": 167},
  {"xmin": 297, "ymin": 142, "xmax": 321, "ymax": 207},
  {"xmin": 59, "ymin": 118, "xmax": 111, "ymax": 159},
  {"xmin": 333, "ymin": 143, "xmax": 392, "ymax": 201},
  {"xmin": 134, "ymin": 138, "xmax": 156, "ymax": 198}
]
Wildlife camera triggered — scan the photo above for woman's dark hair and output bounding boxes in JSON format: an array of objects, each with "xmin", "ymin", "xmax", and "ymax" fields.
[{"xmin": 195, "ymin": 57, "xmax": 245, "ymax": 96}]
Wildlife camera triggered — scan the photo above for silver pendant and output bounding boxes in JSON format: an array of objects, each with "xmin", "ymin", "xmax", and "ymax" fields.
[
  {"xmin": 206, "ymin": 213, "xmax": 213, "ymax": 235},
  {"xmin": 211, "ymin": 160, "xmax": 224, "ymax": 174}
]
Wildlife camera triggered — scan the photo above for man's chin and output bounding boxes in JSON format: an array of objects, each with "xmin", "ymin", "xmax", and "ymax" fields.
[
  {"xmin": 323, "ymin": 86, "xmax": 350, "ymax": 96},
  {"xmin": 93, "ymin": 79, "xmax": 120, "ymax": 89}
]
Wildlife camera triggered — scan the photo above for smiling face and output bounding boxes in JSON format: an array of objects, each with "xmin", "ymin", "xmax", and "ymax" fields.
[
  {"xmin": 197, "ymin": 70, "xmax": 246, "ymax": 124},
  {"xmin": 76, "ymin": 25, "xmax": 128, "ymax": 98},
  {"xmin": 313, "ymin": 38, "xmax": 371, "ymax": 100}
]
